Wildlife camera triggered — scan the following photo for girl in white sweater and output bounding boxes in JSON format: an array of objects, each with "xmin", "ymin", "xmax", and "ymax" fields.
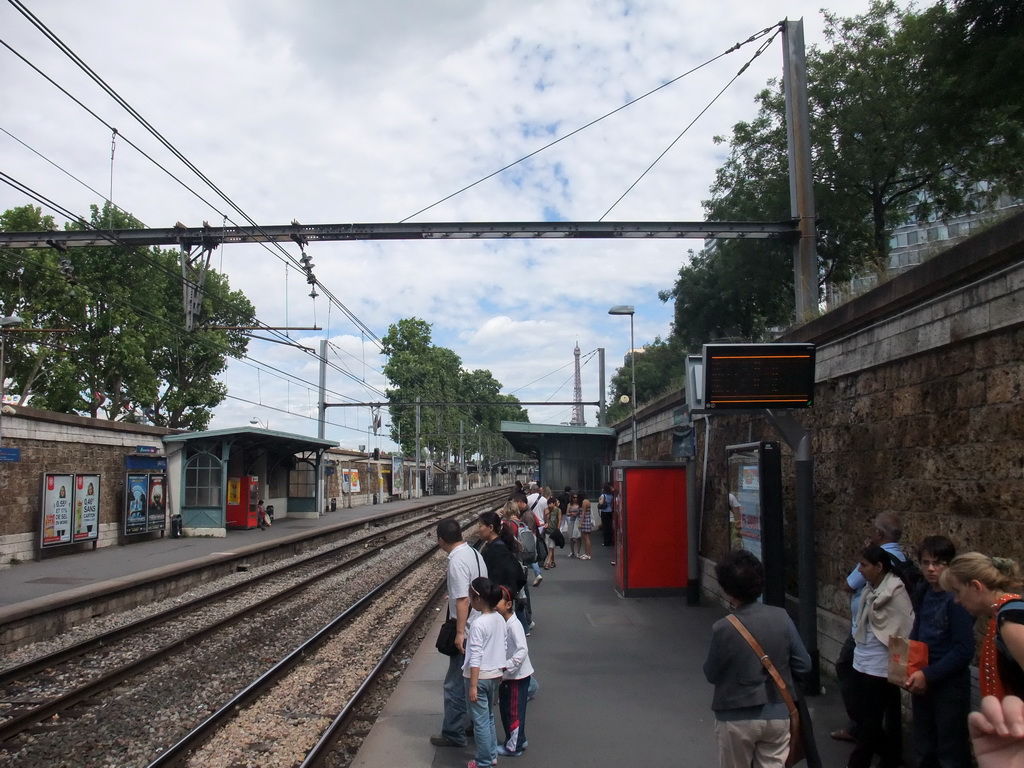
[{"xmin": 463, "ymin": 577, "xmax": 507, "ymax": 768}]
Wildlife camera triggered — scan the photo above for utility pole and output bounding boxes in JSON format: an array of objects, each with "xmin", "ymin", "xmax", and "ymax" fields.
[
  {"xmin": 415, "ymin": 396, "xmax": 421, "ymax": 498},
  {"xmin": 783, "ymin": 19, "xmax": 819, "ymax": 322}
]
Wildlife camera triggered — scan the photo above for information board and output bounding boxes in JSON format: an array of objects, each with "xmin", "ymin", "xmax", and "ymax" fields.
[{"xmin": 703, "ymin": 343, "xmax": 816, "ymax": 409}]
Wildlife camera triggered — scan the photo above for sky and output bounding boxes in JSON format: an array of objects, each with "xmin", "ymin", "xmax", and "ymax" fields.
[{"xmin": 0, "ymin": 0, "xmax": 874, "ymax": 452}]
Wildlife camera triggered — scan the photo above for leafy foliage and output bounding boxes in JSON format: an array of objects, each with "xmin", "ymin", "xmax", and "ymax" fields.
[
  {"xmin": 606, "ymin": 336, "xmax": 689, "ymax": 423},
  {"xmin": 662, "ymin": 0, "xmax": 1024, "ymax": 351},
  {"xmin": 0, "ymin": 202, "xmax": 254, "ymax": 429},
  {"xmin": 380, "ymin": 317, "xmax": 527, "ymax": 465}
]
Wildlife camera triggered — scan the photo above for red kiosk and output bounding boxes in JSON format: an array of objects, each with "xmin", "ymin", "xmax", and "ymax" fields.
[
  {"xmin": 226, "ymin": 475, "xmax": 260, "ymax": 529},
  {"xmin": 613, "ymin": 461, "xmax": 688, "ymax": 597}
]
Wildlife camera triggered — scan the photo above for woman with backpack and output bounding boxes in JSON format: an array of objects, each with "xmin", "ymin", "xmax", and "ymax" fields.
[{"xmin": 477, "ymin": 511, "xmax": 528, "ymax": 628}]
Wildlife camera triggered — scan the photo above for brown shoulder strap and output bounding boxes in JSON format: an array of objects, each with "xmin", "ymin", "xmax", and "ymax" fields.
[{"xmin": 726, "ymin": 614, "xmax": 798, "ymax": 716}]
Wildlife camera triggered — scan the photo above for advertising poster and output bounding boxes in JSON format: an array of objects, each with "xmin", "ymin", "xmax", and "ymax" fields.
[
  {"xmin": 125, "ymin": 474, "xmax": 149, "ymax": 535},
  {"xmin": 42, "ymin": 473, "xmax": 74, "ymax": 547},
  {"xmin": 392, "ymin": 457, "xmax": 404, "ymax": 495},
  {"xmin": 226, "ymin": 477, "xmax": 240, "ymax": 505},
  {"xmin": 727, "ymin": 449, "xmax": 763, "ymax": 559},
  {"xmin": 73, "ymin": 474, "xmax": 100, "ymax": 542},
  {"xmin": 342, "ymin": 468, "xmax": 351, "ymax": 493},
  {"xmin": 349, "ymin": 469, "xmax": 361, "ymax": 493},
  {"xmin": 147, "ymin": 475, "xmax": 167, "ymax": 532}
]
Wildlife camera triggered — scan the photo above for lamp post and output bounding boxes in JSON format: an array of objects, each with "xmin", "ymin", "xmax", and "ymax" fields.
[
  {"xmin": 249, "ymin": 417, "xmax": 269, "ymax": 429},
  {"xmin": 608, "ymin": 305, "xmax": 637, "ymax": 460},
  {"xmin": 0, "ymin": 314, "xmax": 24, "ymax": 446}
]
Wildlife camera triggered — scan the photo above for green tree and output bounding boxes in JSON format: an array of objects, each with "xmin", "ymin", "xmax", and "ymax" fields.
[
  {"xmin": 664, "ymin": 0, "xmax": 1024, "ymax": 348},
  {"xmin": 606, "ymin": 336, "xmax": 689, "ymax": 424},
  {"xmin": 0, "ymin": 202, "xmax": 253, "ymax": 429},
  {"xmin": 380, "ymin": 317, "xmax": 526, "ymax": 465}
]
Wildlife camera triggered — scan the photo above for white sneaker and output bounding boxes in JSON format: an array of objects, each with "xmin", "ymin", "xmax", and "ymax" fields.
[
  {"xmin": 580, "ymin": 554, "xmax": 591, "ymax": 560},
  {"xmin": 533, "ymin": 574, "xmax": 543, "ymax": 586}
]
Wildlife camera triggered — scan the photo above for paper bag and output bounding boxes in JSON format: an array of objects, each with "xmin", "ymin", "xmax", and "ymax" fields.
[{"xmin": 887, "ymin": 635, "xmax": 928, "ymax": 686}]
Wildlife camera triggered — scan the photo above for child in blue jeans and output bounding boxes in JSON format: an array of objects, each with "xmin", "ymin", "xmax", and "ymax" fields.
[
  {"xmin": 463, "ymin": 577, "xmax": 507, "ymax": 768},
  {"xmin": 496, "ymin": 585, "xmax": 534, "ymax": 756}
]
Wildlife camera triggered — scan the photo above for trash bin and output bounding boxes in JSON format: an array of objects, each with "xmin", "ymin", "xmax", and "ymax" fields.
[
  {"xmin": 170, "ymin": 512, "xmax": 183, "ymax": 538},
  {"xmin": 330, "ymin": 498, "xmax": 337, "ymax": 512}
]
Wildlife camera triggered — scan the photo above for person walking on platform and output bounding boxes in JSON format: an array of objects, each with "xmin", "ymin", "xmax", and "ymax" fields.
[
  {"xmin": 543, "ymin": 495, "xmax": 562, "ymax": 569},
  {"xmin": 431, "ymin": 518, "xmax": 487, "ymax": 750},
  {"xmin": 523, "ymin": 483, "xmax": 546, "ymax": 586},
  {"xmin": 833, "ymin": 513, "xmax": 907, "ymax": 744},
  {"xmin": 565, "ymin": 492, "xmax": 583, "ymax": 558},
  {"xmin": 598, "ymin": 483, "xmax": 615, "ymax": 547},
  {"xmin": 906, "ymin": 535, "xmax": 975, "ymax": 768},
  {"xmin": 704, "ymin": 549, "xmax": 812, "ymax": 768}
]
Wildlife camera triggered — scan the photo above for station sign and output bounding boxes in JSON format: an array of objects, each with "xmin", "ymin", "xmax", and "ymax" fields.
[
  {"xmin": 702, "ymin": 343, "xmax": 816, "ymax": 410},
  {"xmin": 0, "ymin": 446, "xmax": 20, "ymax": 462}
]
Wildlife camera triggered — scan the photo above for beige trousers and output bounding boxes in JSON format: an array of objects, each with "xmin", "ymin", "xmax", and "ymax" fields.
[{"xmin": 715, "ymin": 718, "xmax": 790, "ymax": 768}]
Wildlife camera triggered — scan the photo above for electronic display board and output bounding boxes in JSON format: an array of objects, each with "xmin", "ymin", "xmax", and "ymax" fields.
[{"xmin": 702, "ymin": 343, "xmax": 816, "ymax": 409}]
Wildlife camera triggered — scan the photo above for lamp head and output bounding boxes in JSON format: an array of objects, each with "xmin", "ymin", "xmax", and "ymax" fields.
[
  {"xmin": 0, "ymin": 315, "xmax": 23, "ymax": 327},
  {"xmin": 607, "ymin": 305, "xmax": 635, "ymax": 316}
]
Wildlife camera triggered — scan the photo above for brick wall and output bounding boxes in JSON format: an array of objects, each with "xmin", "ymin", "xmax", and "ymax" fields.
[{"xmin": 0, "ymin": 409, "xmax": 170, "ymax": 566}]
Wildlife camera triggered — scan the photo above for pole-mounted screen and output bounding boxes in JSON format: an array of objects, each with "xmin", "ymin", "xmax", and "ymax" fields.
[{"xmin": 702, "ymin": 343, "xmax": 816, "ymax": 409}]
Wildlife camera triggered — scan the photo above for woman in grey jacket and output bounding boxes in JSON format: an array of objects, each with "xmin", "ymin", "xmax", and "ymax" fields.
[{"xmin": 704, "ymin": 550, "xmax": 812, "ymax": 768}]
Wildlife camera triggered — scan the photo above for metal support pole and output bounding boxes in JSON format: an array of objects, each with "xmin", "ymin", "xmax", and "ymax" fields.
[
  {"xmin": 316, "ymin": 339, "xmax": 327, "ymax": 515},
  {"xmin": 629, "ymin": 315, "xmax": 637, "ymax": 459},
  {"xmin": 766, "ymin": 409, "xmax": 820, "ymax": 694},
  {"xmin": 598, "ymin": 347, "xmax": 606, "ymax": 427},
  {"xmin": 783, "ymin": 19, "xmax": 819, "ymax": 322},
  {"xmin": 415, "ymin": 396, "xmax": 421, "ymax": 498}
]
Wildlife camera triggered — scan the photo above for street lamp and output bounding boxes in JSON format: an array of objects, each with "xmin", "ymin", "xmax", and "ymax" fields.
[
  {"xmin": 0, "ymin": 314, "xmax": 24, "ymax": 446},
  {"xmin": 249, "ymin": 417, "xmax": 268, "ymax": 429},
  {"xmin": 608, "ymin": 305, "xmax": 637, "ymax": 460}
]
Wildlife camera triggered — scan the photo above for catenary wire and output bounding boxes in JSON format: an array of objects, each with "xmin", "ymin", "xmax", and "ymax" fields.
[
  {"xmin": 398, "ymin": 23, "xmax": 783, "ymax": 223},
  {"xmin": 599, "ymin": 25, "xmax": 782, "ymax": 220}
]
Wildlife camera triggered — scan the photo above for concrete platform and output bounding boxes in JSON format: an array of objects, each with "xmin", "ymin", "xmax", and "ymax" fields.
[
  {"xmin": 0, "ymin": 490, "xmax": 497, "ymax": 613},
  {"xmin": 353, "ymin": 548, "xmax": 854, "ymax": 768}
]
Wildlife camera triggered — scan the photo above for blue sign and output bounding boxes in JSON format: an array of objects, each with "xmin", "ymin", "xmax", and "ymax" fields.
[{"xmin": 0, "ymin": 446, "xmax": 20, "ymax": 462}]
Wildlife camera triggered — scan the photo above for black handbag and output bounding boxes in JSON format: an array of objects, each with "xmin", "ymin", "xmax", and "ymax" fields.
[
  {"xmin": 436, "ymin": 614, "xmax": 460, "ymax": 656},
  {"xmin": 436, "ymin": 546, "xmax": 483, "ymax": 656},
  {"xmin": 550, "ymin": 528, "xmax": 566, "ymax": 548}
]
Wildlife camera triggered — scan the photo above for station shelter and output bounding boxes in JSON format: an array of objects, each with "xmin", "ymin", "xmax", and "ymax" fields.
[
  {"xmin": 162, "ymin": 426, "xmax": 337, "ymax": 536},
  {"xmin": 500, "ymin": 421, "xmax": 617, "ymax": 499}
]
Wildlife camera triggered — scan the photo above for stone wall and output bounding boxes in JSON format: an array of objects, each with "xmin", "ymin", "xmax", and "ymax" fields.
[{"xmin": 621, "ymin": 210, "xmax": 1024, "ymax": 673}]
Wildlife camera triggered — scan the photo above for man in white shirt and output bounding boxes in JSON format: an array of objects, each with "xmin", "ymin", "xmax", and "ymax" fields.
[{"xmin": 431, "ymin": 517, "xmax": 487, "ymax": 749}]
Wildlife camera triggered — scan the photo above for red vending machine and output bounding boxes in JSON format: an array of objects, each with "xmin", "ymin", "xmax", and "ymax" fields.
[
  {"xmin": 226, "ymin": 475, "xmax": 259, "ymax": 529},
  {"xmin": 614, "ymin": 461, "xmax": 688, "ymax": 597}
]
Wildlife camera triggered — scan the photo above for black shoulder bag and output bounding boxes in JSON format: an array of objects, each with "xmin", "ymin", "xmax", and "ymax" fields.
[{"xmin": 436, "ymin": 547, "xmax": 482, "ymax": 656}]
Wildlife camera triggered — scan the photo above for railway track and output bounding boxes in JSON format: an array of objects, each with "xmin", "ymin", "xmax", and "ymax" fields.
[{"xmin": 0, "ymin": 489, "xmax": 506, "ymax": 767}]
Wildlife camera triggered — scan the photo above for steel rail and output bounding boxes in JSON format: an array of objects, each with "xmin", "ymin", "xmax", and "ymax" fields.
[
  {"xmin": 0, "ymin": 505, "xmax": 441, "ymax": 686},
  {"xmin": 0, "ymin": 493, "xmax": 499, "ymax": 743},
  {"xmin": 144, "ymin": 516, "xmax": 479, "ymax": 767},
  {"xmin": 299, "ymin": 573, "xmax": 448, "ymax": 767}
]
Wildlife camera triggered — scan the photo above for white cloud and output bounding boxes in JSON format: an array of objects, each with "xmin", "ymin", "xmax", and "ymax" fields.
[{"xmin": 0, "ymin": 0, "xmax": 874, "ymax": 447}]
